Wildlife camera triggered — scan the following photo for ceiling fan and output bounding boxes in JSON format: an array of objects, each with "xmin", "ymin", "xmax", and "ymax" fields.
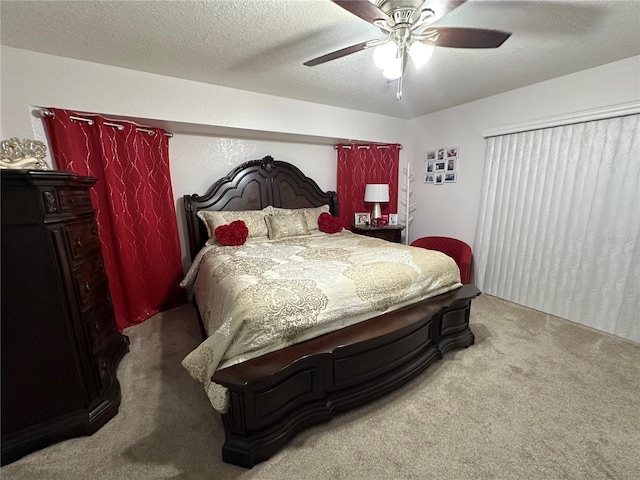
[{"xmin": 304, "ymin": 0, "xmax": 511, "ymax": 100}]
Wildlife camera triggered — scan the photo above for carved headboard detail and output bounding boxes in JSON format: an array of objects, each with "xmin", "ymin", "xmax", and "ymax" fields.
[{"xmin": 184, "ymin": 156, "xmax": 338, "ymax": 260}]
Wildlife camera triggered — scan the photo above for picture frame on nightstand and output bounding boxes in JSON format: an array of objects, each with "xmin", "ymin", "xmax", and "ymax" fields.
[{"xmin": 354, "ymin": 212, "xmax": 370, "ymax": 226}]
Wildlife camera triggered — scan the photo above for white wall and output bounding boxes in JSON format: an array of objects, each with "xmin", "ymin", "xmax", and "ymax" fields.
[
  {"xmin": 406, "ymin": 55, "xmax": 640, "ymax": 251},
  {"xmin": 2, "ymin": 46, "xmax": 638, "ymax": 273},
  {"xmin": 1, "ymin": 46, "xmax": 409, "ymax": 269},
  {"xmin": 0, "ymin": 47, "xmax": 408, "ymax": 144}
]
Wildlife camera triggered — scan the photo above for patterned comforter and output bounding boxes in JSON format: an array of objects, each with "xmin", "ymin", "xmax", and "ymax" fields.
[{"xmin": 181, "ymin": 230, "xmax": 462, "ymax": 412}]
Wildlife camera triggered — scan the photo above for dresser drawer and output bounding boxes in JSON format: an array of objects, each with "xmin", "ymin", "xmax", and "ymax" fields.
[
  {"xmin": 58, "ymin": 189, "xmax": 93, "ymax": 215},
  {"xmin": 74, "ymin": 254, "xmax": 110, "ymax": 313},
  {"xmin": 82, "ymin": 278, "xmax": 113, "ymax": 319},
  {"xmin": 65, "ymin": 219, "xmax": 101, "ymax": 262},
  {"xmin": 87, "ymin": 310, "xmax": 119, "ymax": 354},
  {"xmin": 352, "ymin": 226, "xmax": 404, "ymax": 243}
]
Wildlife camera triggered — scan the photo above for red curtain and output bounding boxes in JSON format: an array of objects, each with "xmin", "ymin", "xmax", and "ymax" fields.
[
  {"xmin": 43, "ymin": 108, "xmax": 186, "ymax": 331},
  {"xmin": 336, "ymin": 143, "xmax": 400, "ymax": 229}
]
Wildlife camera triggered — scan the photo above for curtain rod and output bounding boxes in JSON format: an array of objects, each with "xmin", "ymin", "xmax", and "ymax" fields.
[
  {"xmin": 335, "ymin": 144, "xmax": 402, "ymax": 149},
  {"xmin": 39, "ymin": 109, "xmax": 173, "ymax": 138}
]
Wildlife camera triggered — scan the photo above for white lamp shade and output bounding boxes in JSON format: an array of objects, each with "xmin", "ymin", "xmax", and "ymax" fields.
[
  {"xmin": 364, "ymin": 184, "xmax": 390, "ymax": 203},
  {"xmin": 382, "ymin": 57, "xmax": 403, "ymax": 80},
  {"xmin": 409, "ymin": 41, "xmax": 434, "ymax": 70},
  {"xmin": 373, "ymin": 42, "xmax": 397, "ymax": 70}
]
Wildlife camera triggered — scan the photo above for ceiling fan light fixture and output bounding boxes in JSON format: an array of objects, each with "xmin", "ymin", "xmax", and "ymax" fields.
[
  {"xmin": 382, "ymin": 56, "xmax": 403, "ymax": 80},
  {"xmin": 408, "ymin": 41, "xmax": 434, "ymax": 70},
  {"xmin": 304, "ymin": 0, "xmax": 513, "ymax": 99},
  {"xmin": 373, "ymin": 42, "xmax": 397, "ymax": 70}
]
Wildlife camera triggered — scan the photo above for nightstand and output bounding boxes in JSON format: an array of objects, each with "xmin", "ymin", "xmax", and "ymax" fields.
[{"xmin": 352, "ymin": 224, "xmax": 404, "ymax": 243}]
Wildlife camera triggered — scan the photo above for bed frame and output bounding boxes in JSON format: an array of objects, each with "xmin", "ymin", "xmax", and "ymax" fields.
[{"xmin": 184, "ymin": 156, "xmax": 481, "ymax": 468}]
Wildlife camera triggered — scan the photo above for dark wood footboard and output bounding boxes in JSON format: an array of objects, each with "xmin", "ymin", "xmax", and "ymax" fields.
[{"xmin": 212, "ymin": 284, "xmax": 481, "ymax": 468}]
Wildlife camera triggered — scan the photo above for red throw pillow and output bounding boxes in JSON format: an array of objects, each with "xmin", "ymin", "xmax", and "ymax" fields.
[
  {"xmin": 214, "ymin": 220, "xmax": 249, "ymax": 246},
  {"xmin": 318, "ymin": 212, "xmax": 344, "ymax": 234}
]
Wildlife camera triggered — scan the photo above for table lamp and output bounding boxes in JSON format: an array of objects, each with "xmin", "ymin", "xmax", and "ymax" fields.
[{"xmin": 364, "ymin": 184, "xmax": 389, "ymax": 223}]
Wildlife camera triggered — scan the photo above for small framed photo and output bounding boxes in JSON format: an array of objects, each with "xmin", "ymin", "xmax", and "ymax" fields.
[
  {"xmin": 446, "ymin": 158, "xmax": 456, "ymax": 171},
  {"xmin": 424, "ymin": 174, "xmax": 435, "ymax": 183},
  {"xmin": 447, "ymin": 147, "xmax": 459, "ymax": 158},
  {"xmin": 437, "ymin": 148, "xmax": 446, "ymax": 160},
  {"xmin": 354, "ymin": 212, "xmax": 370, "ymax": 226},
  {"xmin": 435, "ymin": 161, "xmax": 446, "ymax": 171},
  {"xmin": 444, "ymin": 173, "xmax": 457, "ymax": 183},
  {"xmin": 426, "ymin": 161, "xmax": 435, "ymax": 173},
  {"xmin": 426, "ymin": 150, "xmax": 436, "ymax": 161},
  {"xmin": 389, "ymin": 213, "xmax": 398, "ymax": 225},
  {"xmin": 434, "ymin": 173, "xmax": 444, "ymax": 185}
]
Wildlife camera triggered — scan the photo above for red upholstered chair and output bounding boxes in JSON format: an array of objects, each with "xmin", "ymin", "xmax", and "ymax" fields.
[{"xmin": 410, "ymin": 236, "xmax": 473, "ymax": 284}]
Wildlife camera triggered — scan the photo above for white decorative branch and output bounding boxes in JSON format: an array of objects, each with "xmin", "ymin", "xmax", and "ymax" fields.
[{"xmin": 399, "ymin": 162, "xmax": 417, "ymax": 244}]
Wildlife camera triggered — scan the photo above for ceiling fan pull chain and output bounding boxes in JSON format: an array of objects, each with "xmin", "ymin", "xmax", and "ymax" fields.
[{"xmin": 396, "ymin": 45, "xmax": 405, "ymax": 100}]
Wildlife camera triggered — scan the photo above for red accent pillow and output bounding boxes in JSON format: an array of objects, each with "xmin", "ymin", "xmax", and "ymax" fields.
[
  {"xmin": 318, "ymin": 212, "xmax": 344, "ymax": 234},
  {"xmin": 214, "ymin": 220, "xmax": 249, "ymax": 246}
]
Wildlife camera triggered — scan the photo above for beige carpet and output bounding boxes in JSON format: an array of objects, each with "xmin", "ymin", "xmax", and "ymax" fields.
[{"xmin": 2, "ymin": 294, "xmax": 639, "ymax": 480}]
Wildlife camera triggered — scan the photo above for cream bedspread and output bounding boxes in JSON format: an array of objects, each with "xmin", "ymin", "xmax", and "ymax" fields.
[{"xmin": 181, "ymin": 230, "xmax": 462, "ymax": 412}]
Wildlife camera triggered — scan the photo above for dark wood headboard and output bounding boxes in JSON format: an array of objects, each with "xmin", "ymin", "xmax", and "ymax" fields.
[{"xmin": 184, "ymin": 155, "xmax": 338, "ymax": 260}]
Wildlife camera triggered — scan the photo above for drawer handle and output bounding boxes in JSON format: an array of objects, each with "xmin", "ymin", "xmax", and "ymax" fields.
[
  {"xmin": 106, "ymin": 293, "xmax": 111, "ymax": 303},
  {"xmin": 85, "ymin": 282, "xmax": 91, "ymax": 291},
  {"xmin": 69, "ymin": 197, "xmax": 75, "ymax": 204},
  {"xmin": 76, "ymin": 238, "xmax": 83, "ymax": 247},
  {"xmin": 95, "ymin": 320, "xmax": 100, "ymax": 330},
  {"xmin": 92, "ymin": 227, "xmax": 98, "ymax": 235}
]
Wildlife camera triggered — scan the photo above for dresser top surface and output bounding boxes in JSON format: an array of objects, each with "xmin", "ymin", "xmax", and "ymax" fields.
[{"xmin": 1, "ymin": 169, "xmax": 95, "ymax": 187}]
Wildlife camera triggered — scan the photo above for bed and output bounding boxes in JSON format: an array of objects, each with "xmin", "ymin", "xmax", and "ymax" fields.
[{"xmin": 182, "ymin": 155, "xmax": 481, "ymax": 468}]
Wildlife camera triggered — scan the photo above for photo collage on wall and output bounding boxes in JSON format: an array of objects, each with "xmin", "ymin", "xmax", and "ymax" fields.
[{"xmin": 424, "ymin": 147, "xmax": 458, "ymax": 184}]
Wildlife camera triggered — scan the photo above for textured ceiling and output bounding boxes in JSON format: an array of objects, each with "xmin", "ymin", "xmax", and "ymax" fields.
[{"xmin": 1, "ymin": 0, "xmax": 639, "ymax": 120}]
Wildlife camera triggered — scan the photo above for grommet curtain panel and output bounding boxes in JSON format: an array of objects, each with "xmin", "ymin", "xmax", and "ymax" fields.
[
  {"xmin": 43, "ymin": 108, "xmax": 186, "ymax": 331},
  {"xmin": 474, "ymin": 114, "xmax": 639, "ymax": 342},
  {"xmin": 336, "ymin": 144, "xmax": 400, "ymax": 229}
]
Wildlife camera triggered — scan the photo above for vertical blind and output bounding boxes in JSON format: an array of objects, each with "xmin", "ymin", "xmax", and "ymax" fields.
[{"xmin": 474, "ymin": 114, "xmax": 639, "ymax": 343}]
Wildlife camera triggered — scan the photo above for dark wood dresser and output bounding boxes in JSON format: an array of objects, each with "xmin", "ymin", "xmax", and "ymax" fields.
[{"xmin": 1, "ymin": 170, "xmax": 129, "ymax": 465}]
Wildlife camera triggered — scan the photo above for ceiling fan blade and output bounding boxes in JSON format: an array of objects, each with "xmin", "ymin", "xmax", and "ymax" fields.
[
  {"xmin": 332, "ymin": 0, "xmax": 394, "ymax": 27},
  {"xmin": 304, "ymin": 41, "xmax": 370, "ymax": 67},
  {"xmin": 430, "ymin": 27, "xmax": 511, "ymax": 48},
  {"xmin": 411, "ymin": 0, "xmax": 467, "ymax": 25}
]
